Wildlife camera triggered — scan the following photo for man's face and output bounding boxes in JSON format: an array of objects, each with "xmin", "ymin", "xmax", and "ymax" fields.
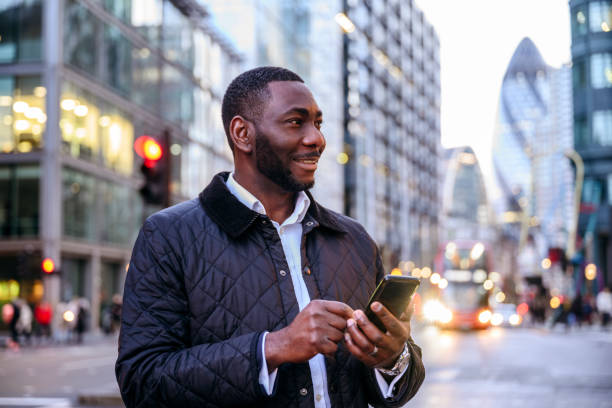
[{"xmin": 252, "ymin": 81, "xmax": 325, "ymax": 192}]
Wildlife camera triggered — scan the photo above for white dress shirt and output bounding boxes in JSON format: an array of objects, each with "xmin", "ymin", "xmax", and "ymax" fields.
[{"xmin": 225, "ymin": 173, "xmax": 407, "ymax": 407}]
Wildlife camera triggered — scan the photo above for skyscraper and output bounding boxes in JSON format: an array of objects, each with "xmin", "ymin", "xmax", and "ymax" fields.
[
  {"xmin": 570, "ymin": 0, "xmax": 612, "ymax": 285},
  {"xmin": 492, "ymin": 38, "xmax": 574, "ymax": 274},
  {"xmin": 341, "ymin": 0, "xmax": 441, "ymax": 269}
]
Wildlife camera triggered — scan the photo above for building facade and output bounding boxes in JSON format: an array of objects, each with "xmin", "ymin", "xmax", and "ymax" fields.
[
  {"xmin": 439, "ymin": 146, "xmax": 493, "ymax": 244},
  {"xmin": 204, "ymin": 0, "xmax": 345, "ymax": 213},
  {"xmin": 341, "ymin": 0, "xmax": 441, "ymax": 270},
  {"xmin": 491, "ymin": 38, "xmax": 574, "ymax": 279},
  {"xmin": 570, "ymin": 0, "xmax": 612, "ymax": 285},
  {"xmin": 0, "ymin": 0, "xmax": 241, "ymax": 331}
]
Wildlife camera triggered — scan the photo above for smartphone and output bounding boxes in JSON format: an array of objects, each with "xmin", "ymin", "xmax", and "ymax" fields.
[{"xmin": 364, "ymin": 275, "xmax": 420, "ymax": 332}]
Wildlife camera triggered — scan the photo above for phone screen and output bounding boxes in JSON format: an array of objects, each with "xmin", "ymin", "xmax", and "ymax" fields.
[{"xmin": 365, "ymin": 276, "xmax": 420, "ymax": 332}]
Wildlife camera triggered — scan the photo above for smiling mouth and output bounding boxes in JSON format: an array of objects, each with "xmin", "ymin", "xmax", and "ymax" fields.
[{"xmin": 293, "ymin": 156, "xmax": 319, "ymax": 170}]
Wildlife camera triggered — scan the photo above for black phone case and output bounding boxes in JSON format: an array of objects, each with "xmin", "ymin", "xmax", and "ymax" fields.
[{"xmin": 365, "ymin": 275, "xmax": 420, "ymax": 332}]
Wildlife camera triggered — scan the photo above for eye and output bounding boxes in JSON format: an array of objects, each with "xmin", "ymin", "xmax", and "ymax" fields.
[
  {"xmin": 315, "ymin": 120, "xmax": 323, "ymax": 130},
  {"xmin": 287, "ymin": 118, "xmax": 303, "ymax": 126}
]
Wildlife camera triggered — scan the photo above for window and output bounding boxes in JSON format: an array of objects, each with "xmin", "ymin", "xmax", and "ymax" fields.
[
  {"xmin": 572, "ymin": 5, "xmax": 588, "ymax": 37},
  {"xmin": 99, "ymin": 180, "xmax": 134, "ymax": 245},
  {"xmin": 590, "ymin": 53, "xmax": 612, "ymax": 89},
  {"xmin": 572, "ymin": 58, "xmax": 588, "ymax": 89},
  {"xmin": 162, "ymin": 3, "xmax": 194, "ymax": 71},
  {"xmin": 593, "ymin": 110, "xmax": 612, "ymax": 146},
  {"xmin": 64, "ymin": 1, "xmax": 98, "ymax": 75},
  {"xmin": 0, "ymin": 75, "xmax": 45, "ymax": 153},
  {"xmin": 61, "ymin": 258, "xmax": 87, "ymax": 301},
  {"xmin": 60, "ymin": 82, "xmax": 134, "ymax": 175},
  {"xmin": 0, "ymin": 165, "xmax": 39, "ymax": 237},
  {"xmin": 589, "ymin": 1, "xmax": 612, "ymax": 32},
  {"xmin": 0, "ymin": 0, "xmax": 42, "ymax": 63},
  {"xmin": 62, "ymin": 168, "xmax": 96, "ymax": 240}
]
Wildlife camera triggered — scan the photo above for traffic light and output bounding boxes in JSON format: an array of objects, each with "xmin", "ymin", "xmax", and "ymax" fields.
[
  {"xmin": 42, "ymin": 258, "xmax": 56, "ymax": 275},
  {"xmin": 135, "ymin": 134, "xmax": 169, "ymax": 206}
]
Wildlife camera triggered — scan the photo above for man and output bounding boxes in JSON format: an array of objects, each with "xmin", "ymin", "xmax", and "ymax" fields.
[{"xmin": 116, "ymin": 67, "xmax": 424, "ymax": 407}]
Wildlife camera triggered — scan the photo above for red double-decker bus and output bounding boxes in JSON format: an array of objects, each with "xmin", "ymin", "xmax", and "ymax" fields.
[{"xmin": 426, "ymin": 240, "xmax": 495, "ymax": 330}]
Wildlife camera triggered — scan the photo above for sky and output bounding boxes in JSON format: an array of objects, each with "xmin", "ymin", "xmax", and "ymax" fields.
[{"xmin": 414, "ymin": 0, "xmax": 571, "ymax": 181}]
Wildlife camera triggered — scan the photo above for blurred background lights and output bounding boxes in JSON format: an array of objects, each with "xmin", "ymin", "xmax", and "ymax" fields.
[
  {"xmin": 334, "ymin": 12, "xmax": 355, "ymax": 33},
  {"xmin": 495, "ymin": 292, "xmax": 506, "ymax": 303},
  {"xmin": 470, "ymin": 242, "xmax": 485, "ymax": 260},
  {"xmin": 74, "ymin": 105, "xmax": 89, "ymax": 117},
  {"xmin": 541, "ymin": 258, "xmax": 552, "ymax": 269},
  {"xmin": 421, "ymin": 267, "xmax": 432, "ymax": 279},
  {"xmin": 550, "ymin": 296, "xmax": 561, "ymax": 309},
  {"xmin": 337, "ymin": 152, "xmax": 349, "ymax": 164},
  {"xmin": 99, "ymin": 115, "xmax": 111, "ymax": 127},
  {"xmin": 61, "ymin": 99, "xmax": 76, "ymax": 110},
  {"xmin": 585, "ymin": 264, "xmax": 597, "ymax": 280},
  {"xmin": 12, "ymin": 100, "xmax": 28, "ymax": 113},
  {"xmin": 391, "ymin": 267, "xmax": 402, "ymax": 276},
  {"xmin": 430, "ymin": 272, "xmax": 441, "ymax": 285},
  {"xmin": 483, "ymin": 280, "xmax": 494, "ymax": 290},
  {"xmin": 33, "ymin": 86, "xmax": 46, "ymax": 98},
  {"xmin": 438, "ymin": 278, "xmax": 448, "ymax": 289},
  {"xmin": 170, "ymin": 144, "xmax": 182, "ymax": 155},
  {"xmin": 411, "ymin": 268, "xmax": 422, "ymax": 278}
]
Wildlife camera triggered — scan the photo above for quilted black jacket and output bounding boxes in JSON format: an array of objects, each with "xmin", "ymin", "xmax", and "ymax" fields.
[{"xmin": 116, "ymin": 172, "xmax": 425, "ymax": 408}]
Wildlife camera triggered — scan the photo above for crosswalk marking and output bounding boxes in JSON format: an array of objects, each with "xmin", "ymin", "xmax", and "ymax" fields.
[{"xmin": 0, "ymin": 397, "xmax": 72, "ymax": 407}]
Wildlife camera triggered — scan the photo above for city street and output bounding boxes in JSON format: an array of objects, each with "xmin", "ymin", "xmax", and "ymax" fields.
[{"xmin": 1, "ymin": 326, "xmax": 611, "ymax": 407}]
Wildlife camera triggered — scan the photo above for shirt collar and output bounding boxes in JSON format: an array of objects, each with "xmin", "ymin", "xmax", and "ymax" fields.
[{"xmin": 226, "ymin": 172, "xmax": 311, "ymax": 226}]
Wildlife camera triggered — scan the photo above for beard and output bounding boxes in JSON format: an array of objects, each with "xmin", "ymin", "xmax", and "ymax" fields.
[{"xmin": 254, "ymin": 130, "xmax": 315, "ymax": 192}]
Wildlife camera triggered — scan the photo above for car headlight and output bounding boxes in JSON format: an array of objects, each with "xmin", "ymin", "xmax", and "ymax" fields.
[
  {"xmin": 509, "ymin": 314, "xmax": 521, "ymax": 326},
  {"xmin": 491, "ymin": 312, "xmax": 503, "ymax": 326},
  {"xmin": 478, "ymin": 310, "xmax": 492, "ymax": 324}
]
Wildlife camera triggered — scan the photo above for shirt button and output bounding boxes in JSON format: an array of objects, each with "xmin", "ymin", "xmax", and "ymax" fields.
[
  {"xmin": 306, "ymin": 221, "xmax": 314, "ymax": 226},
  {"xmin": 303, "ymin": 266, "xmax": 311, "ymax": 275},
  {"xmin": 299, "ymin": 388, "xmax": 308, "ymax": 396},
  {"xmin": 279, "ymin": 270, "xmax": 287, "ymax": 277},
  {"xmin": 261, "ymin": 220, "xmax": 267, "ymax": 224},
  {"xmin": 316, "ymin": 394, "xmax": 322, "ymax": 402}
]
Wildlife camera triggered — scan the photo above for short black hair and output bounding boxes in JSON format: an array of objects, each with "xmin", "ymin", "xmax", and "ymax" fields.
[{"xmin": 221, "ymin": 66, "xmax": 304, "ymax": 151}]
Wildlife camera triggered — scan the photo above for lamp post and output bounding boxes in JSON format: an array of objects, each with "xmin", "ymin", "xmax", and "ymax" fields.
[{"xmin": 565, "ymin": 148, "xmax": 584, "ymax": 260}]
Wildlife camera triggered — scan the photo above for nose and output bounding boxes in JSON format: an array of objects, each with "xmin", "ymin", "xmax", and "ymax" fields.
[{"xmin": 303, "ymin": 123, "xmax": 326, "ymax": 152}]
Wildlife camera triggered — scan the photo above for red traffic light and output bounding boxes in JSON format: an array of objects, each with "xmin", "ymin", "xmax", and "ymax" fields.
[
  {"xmin": 134, "ymin": 136, "xmax": 163, "ymax": 167},
  {"xmin": 42, "ymin": 258, "xmax": 55, "ymax": 274}
]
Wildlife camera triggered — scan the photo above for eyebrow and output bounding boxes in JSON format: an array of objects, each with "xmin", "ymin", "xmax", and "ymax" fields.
[{"xmin": 282, "ymin": 107, "xmax": 323, "ymax": 118}]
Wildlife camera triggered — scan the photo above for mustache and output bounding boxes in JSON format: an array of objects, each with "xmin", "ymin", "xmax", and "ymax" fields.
[{"xmin": 293, "ymin": 152, "xmax": 322, "ymax": 160}]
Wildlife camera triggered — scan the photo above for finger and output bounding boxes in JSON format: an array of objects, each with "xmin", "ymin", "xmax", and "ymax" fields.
[
  {"xmin": 353, "ymin": 309, "xmax": 386, "ymax": 346},
  {"xmin": 344, "ymin": 330, "xmax": 376, "ymax": 366},
  {"xmin": 321, "ymin": 300, "xmax": 354, "ymax": 319},
  {"xmin": 401, "ymin": 299, "xmax": 416, "ymax": 321},
  {"xmin": 369, "ymin": 302, "xmax": 408, "ymax": 339},
  {"xmin": 345, "ymin": 318, "xmax": 376, "ymax": 354},
  {"xmin": 324, "ymin": 312, "xmax": 349, "ymax": 332}
]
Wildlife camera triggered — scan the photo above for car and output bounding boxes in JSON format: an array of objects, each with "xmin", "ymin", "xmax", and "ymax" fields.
[{"xmin": 491, "ymin": 303, "xmax": 522, "ymax": 327}]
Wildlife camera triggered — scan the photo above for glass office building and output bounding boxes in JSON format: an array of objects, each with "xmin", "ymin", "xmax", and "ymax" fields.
[
  {"xmin": 0, "ymin": 0, "xmax": 241, "ymax": 331},
  {"xmin": 491, "ymin": 38, "xmax": 574, "ymax": 266},
  {"xmin": 570, "ymin": 0, "xmax": 612, "ymax": 285},
  {"xmin": 341, "ymin": 0, "xmax": 441, "ymax": 269}
]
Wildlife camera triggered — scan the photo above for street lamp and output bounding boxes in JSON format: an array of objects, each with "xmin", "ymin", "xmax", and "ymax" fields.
[{"xmin": 565, "ymin": 149, "xmax": 584, "ymax": 259}]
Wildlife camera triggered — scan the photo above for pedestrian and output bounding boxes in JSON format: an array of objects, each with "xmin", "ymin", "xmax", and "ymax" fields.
[
  {"xmin": 75, "ymin": 298, "xmax": 90, "ymax": 344},
  {"xmin": 34, "ymin": 301, "xmax": 53, "ymax": 344},
  {"xmin": 116, "ymin": 67, "xmax": 425, "ymax": 408},
  {"xmin": 15, "ymin": 299, "xmax": 33, "ymax": 346},
  {"xmin": 596, "ymin": 286, "xmax": 612, "ymax": 329}
]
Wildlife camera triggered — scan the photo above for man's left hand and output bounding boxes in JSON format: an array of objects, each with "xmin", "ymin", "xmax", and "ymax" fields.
[{"xmin": 344, "ymin": 300, "xmax": 414, "ymax": 369}]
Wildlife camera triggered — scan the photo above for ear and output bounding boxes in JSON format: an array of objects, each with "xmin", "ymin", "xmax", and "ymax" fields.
[{"xmin": 229, "ymin": 116, "xmax": 254, "ymax": 154}]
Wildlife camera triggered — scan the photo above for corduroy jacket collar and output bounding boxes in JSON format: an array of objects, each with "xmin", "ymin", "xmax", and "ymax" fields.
[{"xmin": 199, "ymin": 172, "xmax": 346, "ymax": 238}]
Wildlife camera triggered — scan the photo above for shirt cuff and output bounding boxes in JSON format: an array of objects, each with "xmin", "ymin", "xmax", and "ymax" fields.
[
  {"xmin": 373, "ymin": 359, "xmax": 411, "ymax": 398},
  {"xmin": 258, "ymin": 332, "xmax": 278, "ymax": 395}
]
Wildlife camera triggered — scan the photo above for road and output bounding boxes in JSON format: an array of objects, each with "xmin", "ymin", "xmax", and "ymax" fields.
[{"xmin": 0, "ymin": 326, "xmax": 611, "ymax": 407}]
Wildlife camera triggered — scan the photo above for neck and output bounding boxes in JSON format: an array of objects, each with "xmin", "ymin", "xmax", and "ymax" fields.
[{"xmin": 233, "ymin": 171, "xmax": 298, "ymax": 224}]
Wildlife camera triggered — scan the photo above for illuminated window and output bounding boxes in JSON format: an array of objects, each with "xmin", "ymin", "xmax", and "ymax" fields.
[
  {"xmin": 593, "ymin": 110, "xmax": 612, "ymax": 146},
  {"xmin": 591, "ymin": 53, "xmax": 612, "ymax": 89},
  {"xmin": 0, "ymin": 75, "xmax": 45, "ymax": 154},
  {"xmin": 61, "ymin": 82, "xmax": 134, "ymax": 175},
  {"xmin": 589, "ymin": 1, "xmax": 612, "ymax": 32}
]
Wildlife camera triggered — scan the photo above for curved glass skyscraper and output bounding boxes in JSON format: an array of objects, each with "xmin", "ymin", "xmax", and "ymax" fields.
[{"xmin": 492, "ymin": 38, "xmax": 573, "ymax": 254}]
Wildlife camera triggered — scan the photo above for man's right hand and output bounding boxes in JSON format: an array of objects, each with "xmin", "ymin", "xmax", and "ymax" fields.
[{"xmin": 265, "ymin": 300, "xmax": 354, "ymax": 371}]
